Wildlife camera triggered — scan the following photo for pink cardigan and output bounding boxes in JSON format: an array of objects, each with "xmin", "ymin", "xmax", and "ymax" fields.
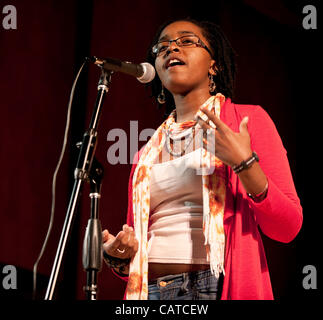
[{"xmin": 115, "ymin": 98, "xmax": 303, "ymax": 300}]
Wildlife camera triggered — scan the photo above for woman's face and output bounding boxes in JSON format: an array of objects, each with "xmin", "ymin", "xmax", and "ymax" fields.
[{"xmin": 154, "ymin": 21, "xmax": 216, "ymax": 96}]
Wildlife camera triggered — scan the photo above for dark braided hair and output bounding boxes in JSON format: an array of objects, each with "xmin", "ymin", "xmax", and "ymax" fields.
[{"xmin": 145, "ymin": 18, "xmax": 237, "ymax": 118}]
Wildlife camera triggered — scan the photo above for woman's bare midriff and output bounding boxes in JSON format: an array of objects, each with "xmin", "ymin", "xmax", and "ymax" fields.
[{"xmin": 148, "ymin": 263, "xmax": 210, "ymax": 281}]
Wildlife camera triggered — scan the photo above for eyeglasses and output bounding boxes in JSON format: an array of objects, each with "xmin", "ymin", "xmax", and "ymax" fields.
[{"xmin": 152, "ymin": 34, "xmax": 212, "ymax": 57}]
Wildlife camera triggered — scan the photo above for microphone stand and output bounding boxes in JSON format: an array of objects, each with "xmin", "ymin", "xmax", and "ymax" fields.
[
  {"xmin": 45, "ymin": 68, "xmax": 112, "ymax": 300},
  {"xmin": 82, "ymin": 157, "xmax": 104, "ymax": 300}
]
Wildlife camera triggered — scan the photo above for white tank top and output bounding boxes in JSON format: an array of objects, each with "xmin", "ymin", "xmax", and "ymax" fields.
[{"xmin": 148, "ymin": 148, "xmax": 209, "ymax": 264}]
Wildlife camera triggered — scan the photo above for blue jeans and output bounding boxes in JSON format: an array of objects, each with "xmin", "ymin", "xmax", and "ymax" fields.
[{"xmin": 148, "ymin": 269, "xmax": 222, "ymax": 300}]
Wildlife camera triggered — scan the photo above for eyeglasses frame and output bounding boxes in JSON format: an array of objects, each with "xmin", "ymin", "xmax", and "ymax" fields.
[{"xmin": 152, "ymin": 34, "xmax": 213, "ymax": 57}]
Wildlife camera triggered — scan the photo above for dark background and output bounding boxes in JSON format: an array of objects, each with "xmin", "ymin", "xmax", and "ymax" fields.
[{"xmin": 0, "ymin": 0, "xmax": 321, "ymax": 301}]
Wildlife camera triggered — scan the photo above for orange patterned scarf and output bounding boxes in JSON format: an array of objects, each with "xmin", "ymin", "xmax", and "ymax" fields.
[{"xmin": 126, "ymin": 93, "xmax": 227, "ymax": 300}]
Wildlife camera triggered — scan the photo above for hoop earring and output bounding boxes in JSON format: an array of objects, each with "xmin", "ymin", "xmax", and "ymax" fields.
[
  {"xmin": 209, "ymin": 74, "xmax": 216, "ymax": 93},
  {"xmin": 157, "ymin": 85, "xmax": 166, "ymax": 104}
]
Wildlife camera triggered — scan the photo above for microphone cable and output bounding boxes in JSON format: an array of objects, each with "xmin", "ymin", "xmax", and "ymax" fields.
[{"xmin": 32, "ymin": 58, "xmax": 89, "ymax": 299}]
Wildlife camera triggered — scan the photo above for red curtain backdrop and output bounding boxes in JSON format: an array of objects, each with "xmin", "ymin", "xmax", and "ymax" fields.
[{"xmin": 0, "ymin": 0, "xmax": 321, "ymax": 300}]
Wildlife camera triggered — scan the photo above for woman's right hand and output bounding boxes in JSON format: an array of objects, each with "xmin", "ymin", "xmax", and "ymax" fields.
[{"xmin": 102, "ymin": 224, "xmax": 138, "ymax": 261}]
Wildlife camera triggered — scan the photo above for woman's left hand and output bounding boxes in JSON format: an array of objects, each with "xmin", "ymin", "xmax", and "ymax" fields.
[{"xmin": 197, "ymin": 107, "xmax": 252, "ymax": 167}]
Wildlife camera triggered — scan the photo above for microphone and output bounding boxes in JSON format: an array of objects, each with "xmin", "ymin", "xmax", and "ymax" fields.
[{"xmin": 90, "ymin": 56, "xmax": 155, "ymax": 83}]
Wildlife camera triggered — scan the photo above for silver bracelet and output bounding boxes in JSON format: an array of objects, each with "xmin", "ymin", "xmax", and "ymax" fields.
[{"xmin": 247, "ymin": 182, "xmax": 268, "ymax": 202}]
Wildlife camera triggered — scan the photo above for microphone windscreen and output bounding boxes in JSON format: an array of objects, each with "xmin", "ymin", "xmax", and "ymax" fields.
[{"xmin": 137, "ymin": 63, "xmax": 156, "ymax": 83}]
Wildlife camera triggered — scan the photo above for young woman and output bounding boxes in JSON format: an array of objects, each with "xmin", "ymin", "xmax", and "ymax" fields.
[{"xmin": 102, "ymin": 18, "xmax": 303, "ymax": 300}]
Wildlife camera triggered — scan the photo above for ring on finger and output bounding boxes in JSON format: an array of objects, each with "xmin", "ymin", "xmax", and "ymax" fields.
[{"xmin": 209, "ymin": 120, "xmax": 216, "ymax": 129}]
